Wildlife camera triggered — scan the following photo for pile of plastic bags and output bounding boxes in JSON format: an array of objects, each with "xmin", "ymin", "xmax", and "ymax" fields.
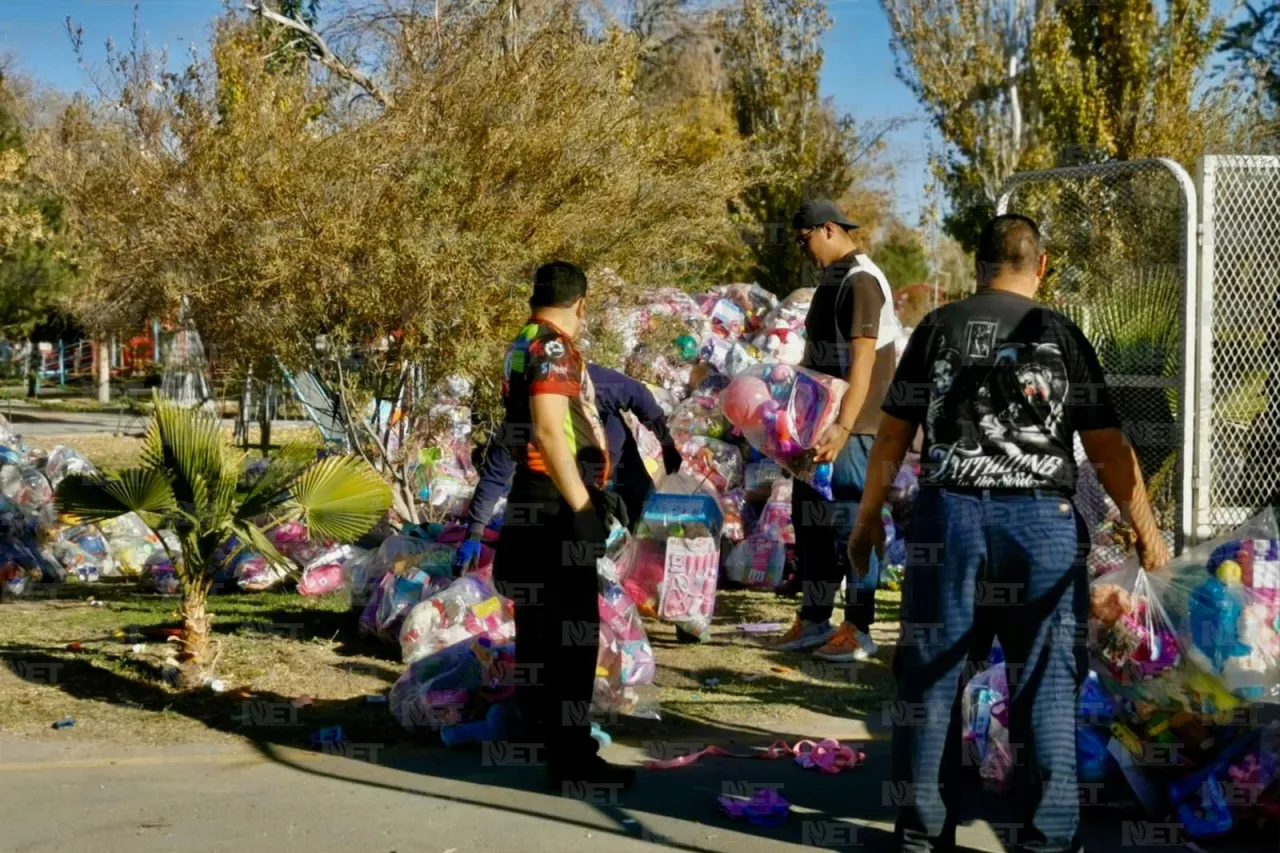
[
  {"xmin": 962, "ymin": 509, "xmax": 1280, "ymax": 840},
  {"xmin": 1, "ymin": 415, "xmax": 375, "ymax": 599},
  {"xmin": 390, "ymin": 536, "xmax": 659, "ymax": 738}
]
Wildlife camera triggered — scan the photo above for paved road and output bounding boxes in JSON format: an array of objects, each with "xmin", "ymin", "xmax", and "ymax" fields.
[
  {"xmin": 2, "ymin": 401, "xmax": 310, "ymax": 437},
  {"xmin": 1, "ymin": 732, "xmax": 1243, "ymax": 853}
]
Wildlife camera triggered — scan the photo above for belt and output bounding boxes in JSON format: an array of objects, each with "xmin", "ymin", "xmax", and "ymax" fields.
[{"xmin": 929, "ymin": 486, "xmax": 1071, "ymax": 500}]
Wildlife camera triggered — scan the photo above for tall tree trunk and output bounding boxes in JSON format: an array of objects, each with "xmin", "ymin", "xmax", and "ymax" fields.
[
  {"xmin": 96, "ymin": 338, "xmax": 111, "ymax": 405},
  {"xmin": 177, "ymin": 579, "xmax": 213, "ymax": 689},
  {"xmin": 26, "ymin": 337, "xmax": 39, "ymax": 398},
  {"xmin": 259, "ymin": 380, "xmax": 272, "ymax": 454}
]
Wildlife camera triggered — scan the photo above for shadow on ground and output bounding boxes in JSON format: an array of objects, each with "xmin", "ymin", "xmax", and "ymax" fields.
[{"xmin": 1, "ymin": 589, "xmax": 1266, "ymax": 853}]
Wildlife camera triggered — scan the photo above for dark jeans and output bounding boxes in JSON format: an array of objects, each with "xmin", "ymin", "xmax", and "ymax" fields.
[
  {"xmin": 893, "ymin": 488, "xmax": 1089, "ymax": 853},
  {"xmin": 792, "ymin": 434, "xmax": 879, "ymax": 631},
  {"xmin": 493, "ymin": 474, "xmax": 600, "ymax": 770}
]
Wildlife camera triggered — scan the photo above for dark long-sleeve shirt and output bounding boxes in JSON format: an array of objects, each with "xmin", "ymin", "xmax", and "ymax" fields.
[{"xmin": 466, "ymin": 363, "xmax": 673, "ymax": 537}]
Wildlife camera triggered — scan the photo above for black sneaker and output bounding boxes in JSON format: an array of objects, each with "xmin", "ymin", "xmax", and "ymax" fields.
[{"xmin": 547, "ymin": 756, "xmax": 636, "ymax": 795}]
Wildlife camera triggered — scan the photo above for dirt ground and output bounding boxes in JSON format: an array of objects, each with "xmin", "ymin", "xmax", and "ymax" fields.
[
  {"xmin": 0, "ymin": 431, "xmax": 898, "ymax": 747},
  {"xmin": 0, "ymin": 582, "xmax": 899, "ymax": 746}
]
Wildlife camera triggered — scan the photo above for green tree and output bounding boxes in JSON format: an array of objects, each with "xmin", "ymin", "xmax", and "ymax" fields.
[
  {"xmin": 47, "ymin": 3, "xmax": 752, "ymax": 522},
  {"xmin": 873, "ymin": 222, "xmax": 931, "ymax": 288},
  {"xmin": 1220, "ymin": 2, "xmax": 1280, "ymax": 114},
  {"xmin": 56, "ymin": 397, "xmax": 390, "ymax": 687},
  {"xmin": 883, "ymin": 0, "xmax": 1242, "ymax": 249},
  {"xmin": 0, "ymin": 72, "xmax": 76, "ymax": 395},
  {"xmin": 718, "ymin": 0, "xmax": 890, "ymax": 294}
]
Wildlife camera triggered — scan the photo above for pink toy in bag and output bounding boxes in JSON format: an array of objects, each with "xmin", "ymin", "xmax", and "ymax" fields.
[
  {"xmin": 298, "ymin": 563, "xmax": 346, "ymax": 596},
  {"xmin": 617, "ymin": 537, "xmax": 666, "ymax": 618},
  {"xmin": 725, "ymin": 536, "xmax": 786, "ymax": 589},
  {"xmin": 658, "ymin": 536, "xmax": 718, "ymax": 638},
  {"xmin": 720, "ymin": 364, "xmax": 846, "ymax": 499}
]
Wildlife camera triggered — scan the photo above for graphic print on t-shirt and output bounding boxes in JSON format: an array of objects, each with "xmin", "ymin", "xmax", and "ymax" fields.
[
  {"xmin": 964, "ymin": 320, "xmax": 998, "ymax": 361},
  {"xmin": 924, "ymin": 332, "xmax": 1073, "ymax": 489},
  {"xmin": 883, "ymin": 290, "xmax": 1120, "ymax": 494}
]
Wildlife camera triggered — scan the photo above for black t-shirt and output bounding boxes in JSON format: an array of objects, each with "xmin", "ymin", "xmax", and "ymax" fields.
[{"xmin": 882, "ymin": 289, "xmax": 1120, "ymax": 493}]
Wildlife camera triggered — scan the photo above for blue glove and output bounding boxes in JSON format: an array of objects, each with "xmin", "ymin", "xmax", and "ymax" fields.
[{"xmin": 454, "ymin": 537, "xmax": 483, "ymax": 572}]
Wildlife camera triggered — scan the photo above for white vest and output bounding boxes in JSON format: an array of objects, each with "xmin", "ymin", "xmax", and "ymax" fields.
[{"xmin": 837, "ymin": 254, "xmax": 906, "ymax": 370}]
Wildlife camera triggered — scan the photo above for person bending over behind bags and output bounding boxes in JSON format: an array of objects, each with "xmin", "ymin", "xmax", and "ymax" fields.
[
  {"xmin": 456, "ymin": 363, "xmax": 682, "ymax": 572},
  {"xmin": 849, "ymin": 214, "xmax": 1169, "ymax": 853},
  {"xmin": 491, "ymin": 261, "xmax": 637, "ymax": 792}
]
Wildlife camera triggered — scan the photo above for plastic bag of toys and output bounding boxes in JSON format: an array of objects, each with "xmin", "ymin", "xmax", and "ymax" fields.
[
  {"xmin": 399, "ymin": 573, "xmax": 515, "ymax": 665},
  {"xmin": 63, "ymin": 523, "xmax": 119, "ymax": 578},
  {"xmin": 390, "ymin": 635, "xmax": 514, "ymax": 730},
  {"xmin": 724, "ymin": 478, "xmax": 794, "ymax": 589},
  {"xmin": 668, "ymin": 394, "xmax": 732, "ymax": 444},
  {"xmin": 718, "ymin": 488, "xmax": 752, "ymax": 543},
  {"xmin": 0, "ymin": 463, "xmax": 55, "ymax": 527},
  {"xmin": 42, "ymin": 445, "xmax": 98, "ymax": 489},
  {"xmin": 699, "ymin": 336, "xmax": 764, "ymax": 379},
  {"xmin": 1167, "ymin": 508, "xmax": 1280, "ymax": 706},
  {"xmin": 723, "ymin": 283, "xmax": 778, "ymax": 334},
  {"xmin": 596, "ymin": 578, "xmax": 660, "ymax": 719},
  {"xmin": 758, "ymin": 287, "xmax": 813, "ymax": 337},
  {"xmin": 961, "ymin": 662, "xmax": 1013, "ymax": 790},
  {"xmin": 1089, "ymin": 565, "xmax": 1182, "ymax": 699},
  {"xmin": 719, "ymin": 363, "xmax": 847, "ymax": 500},
  {"xmin": 676, "ymin": 435, "xmax": 744, "ymax": 494},
  {"xmin": 620, "ymin": 475, "xmax": 723, "ymax": 639}
]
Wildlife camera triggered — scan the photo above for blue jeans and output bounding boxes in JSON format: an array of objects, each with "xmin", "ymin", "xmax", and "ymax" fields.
[
  {"xmin": 793, "ymin": 434, "xmax": 880, "ymax": 630},
  {"xmin": 892, "ymin": 488, "xmax": 1089, "ymax": 853}
]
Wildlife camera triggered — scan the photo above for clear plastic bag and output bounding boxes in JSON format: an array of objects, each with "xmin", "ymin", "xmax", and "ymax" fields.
[
  {"xmin": 961, "ymin": 663, "xmax": 1012, "ymax": 790},
  {"xmin": 718, "ymin": 488, "xmax": 751, "ymax": 543},
  {"xmin": 719, "ymin": 364, "xmax": 847, "ymax": 499},
  {"xmin": 1089, "ymin": 565, "xmax": 1182, "ymax": 697},
  {"xmin": 43, "ymin": 446, "xmax": 97, "ymax": 489},
  {"xmin": 64, "ymin": 523, "xmax": 119, "ymax": 577},
  {"xmin": 668, "ymin": 394, "xmax": 732, "ymax": 444},
  {"xmin": 676, "ymin": 435, "xmax": 743, "ymax": 494},
  {"xmin": 758, "ymin": 287, "xmax": 813, "ymax": 336},
  {"xmin": 595, "ymin": 579, "xmax": 659, "ymax": 720},
  {"xmin": 399, "ymin": 574, "xmax": 515, "ymax": 665},
  {"xmin": 391, "ymin": 636, "xmax": 513, "ymax": 730},
  {"xmin": 1165, "ymin": 509, "xmax": 1280, "ymax": 706}
]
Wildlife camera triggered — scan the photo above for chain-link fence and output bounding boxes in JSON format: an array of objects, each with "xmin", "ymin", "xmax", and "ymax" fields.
[
  {"xmin": 997, "ymin": 159, "xmax": 1197, "ymax": 551},
  {"xmin": 1195, "ymin": 156, "xmax": 1280, "ymax": 536}
]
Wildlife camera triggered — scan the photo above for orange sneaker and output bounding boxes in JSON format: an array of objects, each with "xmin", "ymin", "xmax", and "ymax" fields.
[
  {"xmin": 773, "ymin": 618, "xmax": 834, "ymax": 651},
  {"xmin": 813, "ymin": 622, "xmax": 870, "ymax": 662}
]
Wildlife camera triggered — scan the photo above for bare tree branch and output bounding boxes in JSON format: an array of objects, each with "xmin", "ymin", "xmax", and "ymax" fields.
[{"xmin": 246, "ymin": 1, "xmax": 394, "ymax": 109}]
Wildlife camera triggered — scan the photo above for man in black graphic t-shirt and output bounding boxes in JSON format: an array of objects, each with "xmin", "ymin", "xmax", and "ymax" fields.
[{"xmin": 846, "ymin": 215, "xmax": 1170, "ymax": 853}]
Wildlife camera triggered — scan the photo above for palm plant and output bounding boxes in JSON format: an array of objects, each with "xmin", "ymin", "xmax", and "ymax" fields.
[
  {"xmin": 55, "ymin": 396, "xmax": 391, "ymax": 688},
  {"xmin": 1065, "ymin": 265, "xmax": 1182, "ymax": 526}
]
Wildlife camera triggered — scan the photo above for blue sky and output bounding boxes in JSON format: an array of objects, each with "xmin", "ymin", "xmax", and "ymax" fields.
[{"xmin": 0, "ymin": 2, "xmax": 943, "ymax": 224}]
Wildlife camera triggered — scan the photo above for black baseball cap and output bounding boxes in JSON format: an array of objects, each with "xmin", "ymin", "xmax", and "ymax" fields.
[{"xmin": 792, "ymin": 199, "xmax": 858, "ymax": 231}]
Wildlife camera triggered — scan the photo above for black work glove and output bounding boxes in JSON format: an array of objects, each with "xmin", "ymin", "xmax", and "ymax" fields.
[
  {"xmin": 591, "ymin": 486, "xmax": 630, "ymax": 532},
  {"xmin": 568, "ymin": 498, "xmax": 610, "ymax": 569},
  {"xmin": 661, "ymin": 441, "xmax": 684, "ymax": 476}
]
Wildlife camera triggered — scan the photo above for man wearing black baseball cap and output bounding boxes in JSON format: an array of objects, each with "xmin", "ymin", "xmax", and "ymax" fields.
[{"xmin": 774, "ymin": 199, "xmax": 904, "ymax": 664}]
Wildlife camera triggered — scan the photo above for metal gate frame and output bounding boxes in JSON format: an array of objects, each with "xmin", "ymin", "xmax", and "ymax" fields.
[
  {"xmin": 1194, "ymin": 155, "xmax": 1280, "ymax": 538},
  {"xmin": 996, "ymin": 158, "xmax": 1198, "ymax": 551}
]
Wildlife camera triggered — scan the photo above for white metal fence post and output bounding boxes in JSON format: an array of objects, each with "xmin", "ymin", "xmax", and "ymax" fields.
[{"xmin": 1194, "ymin": 155, "xmax": 1280, "ymax": 534}]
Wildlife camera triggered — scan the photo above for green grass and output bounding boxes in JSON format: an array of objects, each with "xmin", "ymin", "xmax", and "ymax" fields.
[
  {"xmin": 0, "ymin": 585, "xmax": 400, "ymax": 745},
  {"xmin": 0, "ymin": 583, "xmax": 902, "ymax": 747}
]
